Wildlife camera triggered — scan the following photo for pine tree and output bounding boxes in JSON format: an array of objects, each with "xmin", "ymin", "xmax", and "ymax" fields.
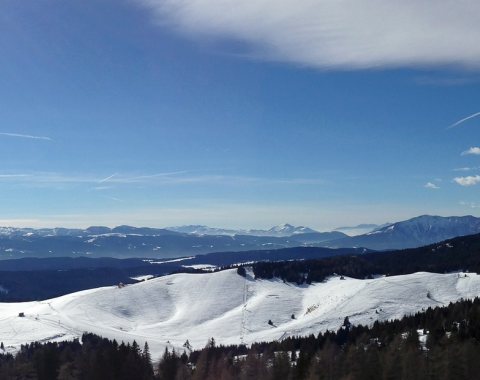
[
  {"xmin": 143, "ymin": 342, "xmax": 152, "ymax": 365},
  {"xmin": 270, "ymin": 352, "xmax": 291, "ymax": 380},
  {"xmin": 158, "ymin": 348, "xmax": 180, "ymax": 380},
  {"xmin": 142, "ymin": 342, "xmax": 154, "ymax": 379}
]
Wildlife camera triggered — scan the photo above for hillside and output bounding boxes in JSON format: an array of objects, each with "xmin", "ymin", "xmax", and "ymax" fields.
[
  {"xmin": 0, "ymin": 246, "xmax": 368, "ymax": 302},
  {"xmin": 1, "ymin": 268, "xmax": 480, "ymax": 359}
]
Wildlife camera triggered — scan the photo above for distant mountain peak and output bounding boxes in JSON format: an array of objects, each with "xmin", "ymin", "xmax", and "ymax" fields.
[{"xmin": 267, "ymin": 224, "xmax": 318, "ymax": 236}]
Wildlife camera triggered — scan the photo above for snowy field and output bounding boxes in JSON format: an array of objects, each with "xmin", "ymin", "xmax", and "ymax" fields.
[{"xmin": 0, "ymin": 269, "xmax": 479, "ymax": 359}]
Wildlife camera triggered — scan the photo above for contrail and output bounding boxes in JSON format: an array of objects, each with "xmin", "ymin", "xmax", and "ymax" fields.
[
  {"xmin": 129, "ymin": 171, "xmax": 188, "ymax": 180},
  {"xmin": 98, "ymin": 173, "xmax": 118, "ymax": 183},
  {"xmin": 0, "ymin": 132, "xmax": 52, "ymax": 141},
  {"xmin": 447, "ymin": 112, "xmax": 480, "ymax": 129}
]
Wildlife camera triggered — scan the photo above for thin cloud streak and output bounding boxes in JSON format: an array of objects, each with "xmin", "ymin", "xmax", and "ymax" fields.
[
  {"xmin": 0, "ymin": 171, "xmax": 326, "ymax": 188},
  {"xmin": 448, "ymin": 112, "xmax": 480, "ymax": 129},
  {"xmin": 415, "ymin": 76, "xmax": 480, "ymax": 86},
  {"xmin": 102, "ymin": 195, "xmax": 124, "ymax": 202},
  {"xmin": 126, "ymin": 171, "xmax": 189, "ymax": 181},
  {"xmin": 0, "ymin": 174, "xmax": 32, "ymax": 178},
  {"xmin": 98, "ymin": 173, "xmax": 118, "ymax": 183},
  {"xmin": 0, "ymin": 132, "xmax": 53, "ymax": 141}
]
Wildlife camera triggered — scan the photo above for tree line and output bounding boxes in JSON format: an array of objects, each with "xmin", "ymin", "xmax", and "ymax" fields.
[
  {"xmin": 158, "ymin": 297, "xmax": 480, "ymax": 380},
  {"xmin": 248, "ymin": 232, "xmax": 480, "ymax": 283},
  {"xmin": 2, "ymin": 297, "xmax": 480, "ymax": 379}
]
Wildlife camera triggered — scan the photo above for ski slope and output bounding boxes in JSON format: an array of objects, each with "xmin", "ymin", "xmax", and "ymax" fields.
[{"xmin": 1, "ymin": 269, "xmax": 479, "ymax": 359}]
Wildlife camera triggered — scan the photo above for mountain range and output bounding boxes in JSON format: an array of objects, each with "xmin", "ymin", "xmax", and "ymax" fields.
[
  {"xmin": 166, "ymin": 223, "xmax": 318, "ymax": 237},
  {"xmin": 0, "ymin": 215, "xmax": 479, "ymax": 259},
  {"xmin": 0, "ymin": 225, "xmax": 346, "ymax": 259}
]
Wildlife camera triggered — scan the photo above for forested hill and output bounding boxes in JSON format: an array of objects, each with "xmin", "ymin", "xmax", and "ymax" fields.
[
  {"xmin": 3, "ymin": 297, "xmax": 480, "ymax": 379},
  {"xmin": 180, "ymin": 297, "xmax": 480, "ymax": 380},
  {"xmin": 250, "ymin": 232, "xmax": 480, "ymax": 283}
]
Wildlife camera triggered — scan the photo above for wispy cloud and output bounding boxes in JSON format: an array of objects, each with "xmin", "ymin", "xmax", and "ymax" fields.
[
  {"xmin": 98, "ymin": 173, "xmax": 118, "ymax": 183},
  {"xmin": 415, "ymin": 76, "xmax": 480, "ymax": 86},
  {"xmin": 0, "ymin": 171, "xmax": 326, "ymax": 188},
  {"xmin": 123, "ymin": 171, "xmax": 189, "ymax": 182},
  {"xmin": 448, "ymin": 112, "xmax": 480, "ymax": 129},
  {"xmin": 461, "ymin": 147, "xmax": 480, "ymax": 156},
  {"xmin": 0, "ymin": 132, "xmax": 52, "ymax": 141},
  {"xmin": 424, "ymin": 182, "xmax": 440, "ymax": 190},
  {"xmin": 94, "ymin": 172, "xmax": 326, "ymax": 187},
  {"xmin": 0, "ymin": 174, "xmax": 32, "ymax": 178},
  {"xmin": 454, "ymin": 175, "xmax": 480, "ymax": 187},
  {"xmin": 454, "ymin": 167, "xmax": 476, "ymax": 172},
  {"xmin": 460, "ymin": 201, "xmax": 480, "ymax": 209},
  {"xmin": 102, "ymin": 195, "xmax": 124, "ymax": 202},
  {"xmin": 92, "ymin": 186, "xmax": 113, "ymax": 191},
  {"xmin": 139, "ymin": 0, "xmax": 480, "ymax": 70}
]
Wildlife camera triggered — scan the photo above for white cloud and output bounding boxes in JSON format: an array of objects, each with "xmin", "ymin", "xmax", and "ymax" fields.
[
  {"xmin": 0, "ymin": 132, "xmax": 52, "ymax": 141},
  {"xmin": 461, "ymin": 147, "xmax": 480, "ymax": 156},
  {"xmin": 139, "ymin": 0, "xmax": 480, "ymax": 69},
  {"xmin": 424, "ymin": 182, "xmax": 439, "ymax": 190},
  {"xmin": 454, "ymin": 175, "xmax": 480, "ymax": 186}
]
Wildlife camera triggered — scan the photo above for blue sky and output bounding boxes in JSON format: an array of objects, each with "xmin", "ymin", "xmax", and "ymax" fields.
[{"xmin": 0, "ymin": 0, "xmax": 480, "ymax": 230}]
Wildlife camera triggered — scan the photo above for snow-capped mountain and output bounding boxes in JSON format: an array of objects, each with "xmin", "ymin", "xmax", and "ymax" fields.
[
  {"xmin": 331, "ymin": 215, "xmax": 480, "ymax": 250},
  {"xmin": 0, "ymin": 225, "xmax": 344, "ymax": 259},
  {"xmin": 166, "ymin": 225, "xmax": 242, "ymax": 236},
  {"xmin": 1, "ymin": 268, "xmax": 478, "ymax": 358},
  {"xmin": 166, "ymin": 223, "xmax": 319, "ymax": 237},
  {"xmin": 0, "ymin": 215, "xmax": 479, "ymax": 258},
  {"xmin": 265, "ymin": 223, "xmax": 318, "ymax": 236}
]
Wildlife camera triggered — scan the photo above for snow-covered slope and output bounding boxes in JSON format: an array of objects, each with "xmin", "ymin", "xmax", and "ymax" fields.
[{"xmin": 1, "ymin": 269, "xmax": 479, "ymax": 359}]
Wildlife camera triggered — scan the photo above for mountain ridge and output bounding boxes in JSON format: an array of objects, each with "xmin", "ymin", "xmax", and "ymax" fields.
[
  {"xmin": 0, "ymin": 215, "xmax": 479, "ymax": 258},
  {"xmin": 329, "ymin": 214, "xmax": 480, "ymax": 250}
]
